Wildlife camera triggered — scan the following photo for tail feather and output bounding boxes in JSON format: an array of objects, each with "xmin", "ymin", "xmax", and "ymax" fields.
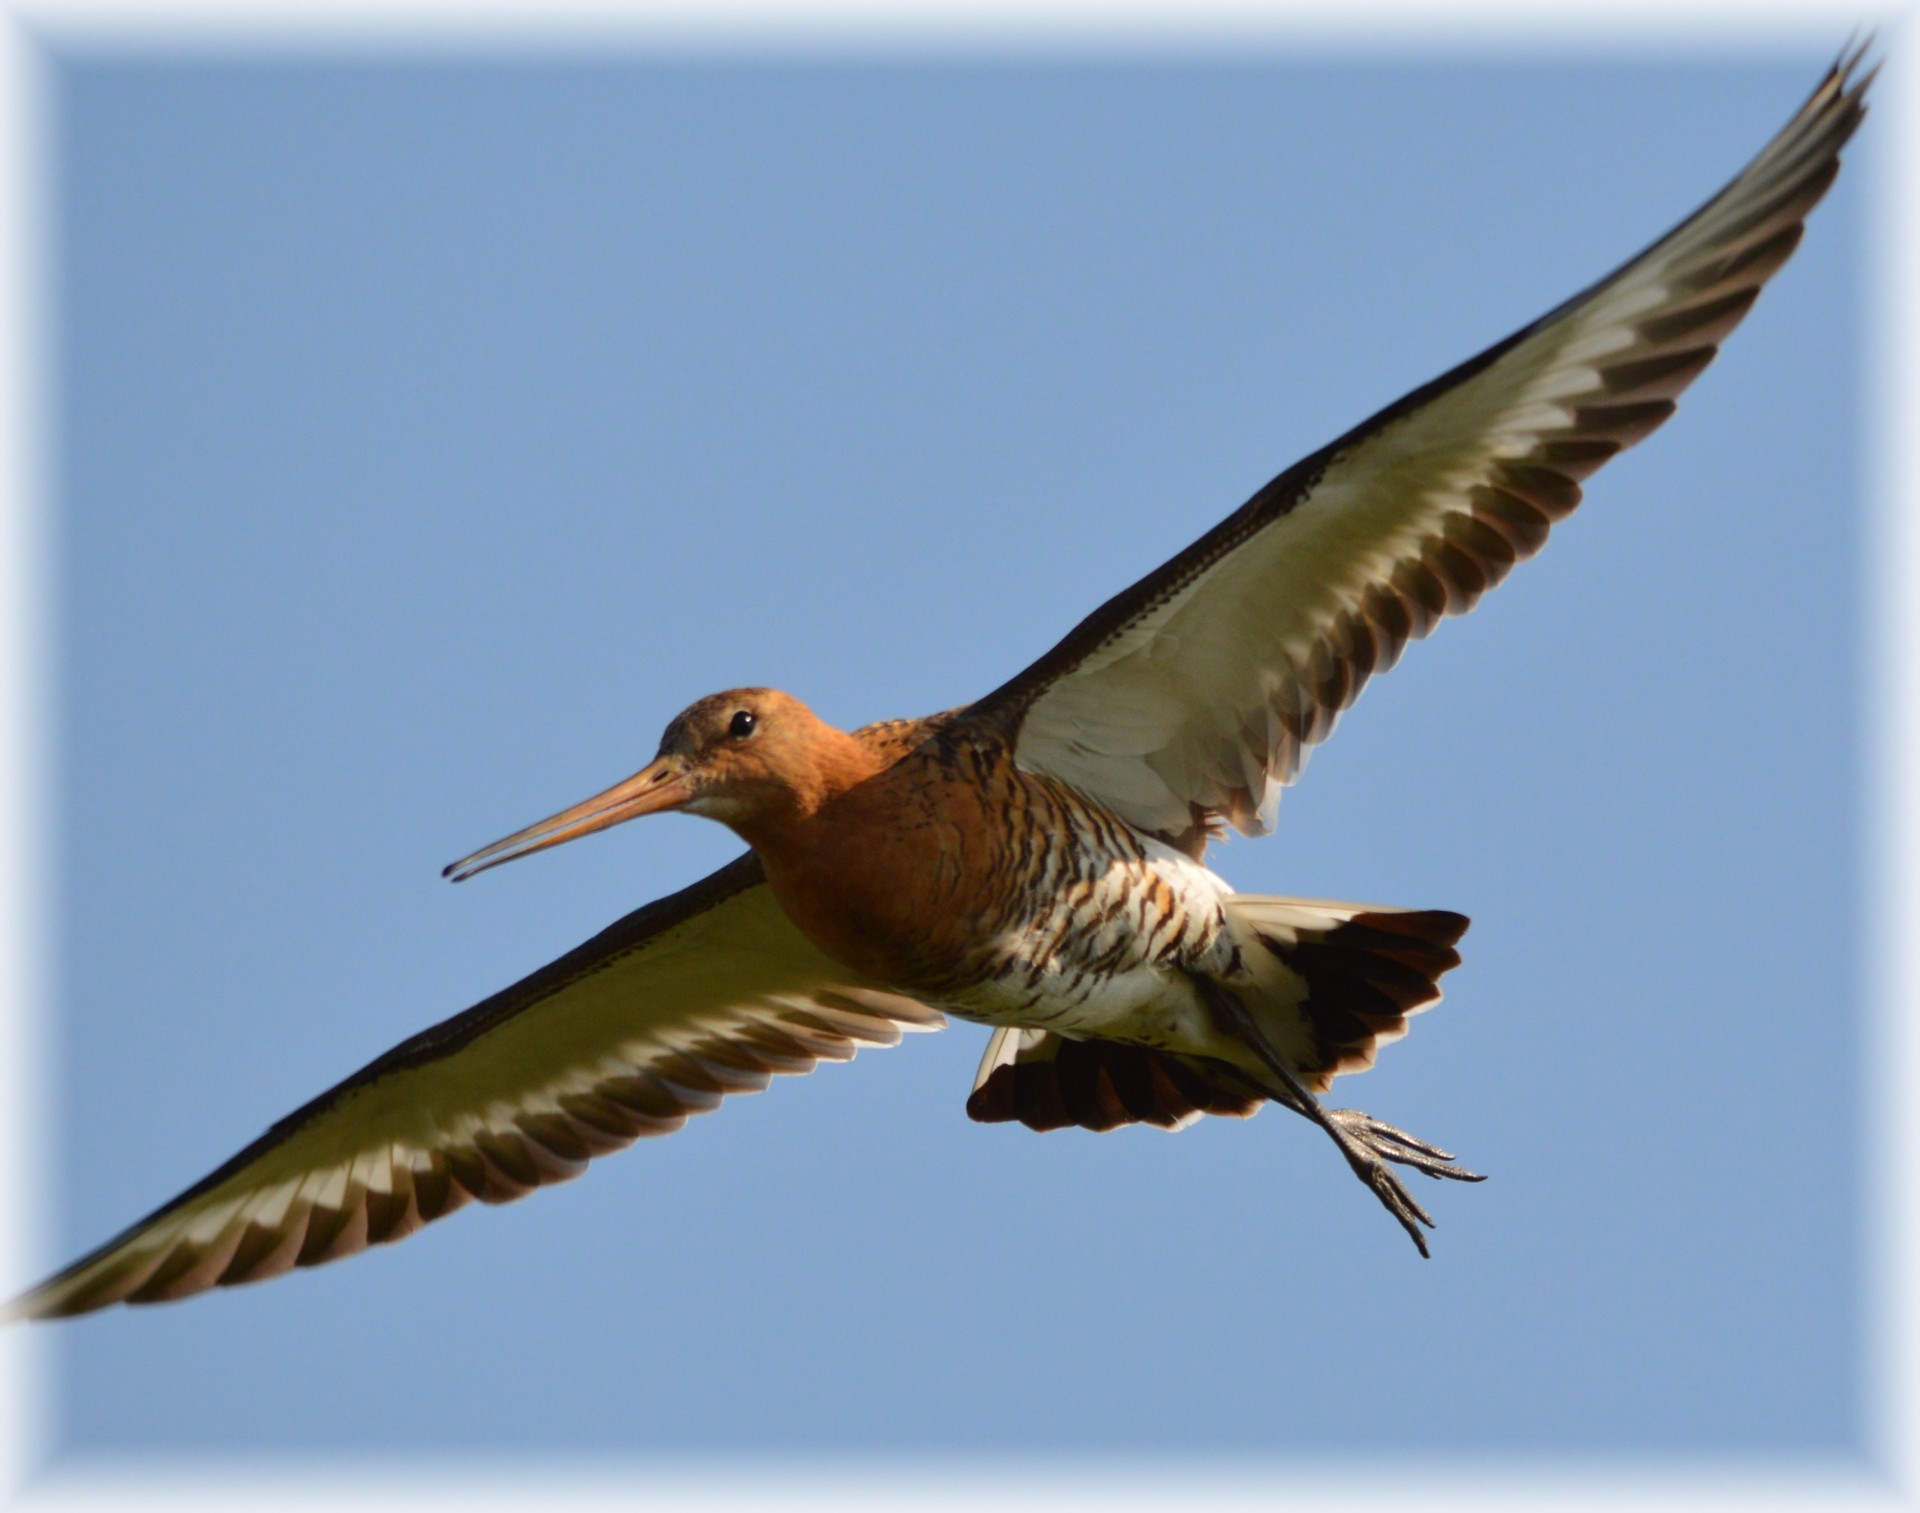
[
  {"xmin": 964, "ymin": 897, "xmax": 1467, "ymax": 1131},
  {"xmin": 1228, "ymin": 897, "xmax": 1468, "ymax": 1093}
]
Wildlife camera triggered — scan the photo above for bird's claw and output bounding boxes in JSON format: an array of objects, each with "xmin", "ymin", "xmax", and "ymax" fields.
[
  {"xmin": 1328, "ymin": 1108, "xmax": 1486, "ymax": 1184},
  {"xmin": 1346, "ymin": 1142, "xmax": 1437, "ymax": 1256},
  {"xmin": 1322, "ymin": 1108, "xmax": 1486, "ymax": 1259}
]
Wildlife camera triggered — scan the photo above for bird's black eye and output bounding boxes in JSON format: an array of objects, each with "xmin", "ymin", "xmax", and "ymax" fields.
[{"xmin": 728, "ymin": 709, "xmax": 757, "ymax": 740}]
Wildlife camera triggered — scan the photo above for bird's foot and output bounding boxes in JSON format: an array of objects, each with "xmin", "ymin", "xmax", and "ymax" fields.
[
  {"xmin": 1327, "ymin": 1108, "xmax": 1485, "ymax": 1184},
  {"xmin": 1325, "ymin": 1121, "xmax": 1436, "ymax": 1257},
  {"xmin": 1320, "ymin": 1108, "xmax": 1484, "ymax": 1259}
]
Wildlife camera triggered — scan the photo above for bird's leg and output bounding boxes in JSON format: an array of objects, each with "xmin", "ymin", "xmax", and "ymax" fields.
[{"xmin": 1192, "ymin": 977, "xmax": 1480, "ymax": 1258}]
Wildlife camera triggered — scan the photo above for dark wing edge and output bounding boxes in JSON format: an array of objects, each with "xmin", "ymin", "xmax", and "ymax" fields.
[
  {"xmin": 963, "ymin": 47, "xmax": 1873, "ymax": 849},
  {"xmin": 8, "ymin": 855, "xmax": 942, "ymax": 1321}
]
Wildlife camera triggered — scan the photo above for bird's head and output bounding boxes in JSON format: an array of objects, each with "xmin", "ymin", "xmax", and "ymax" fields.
[{"xmin": 443, "ymin": 688, "xmax": 864, "ymax": 882}]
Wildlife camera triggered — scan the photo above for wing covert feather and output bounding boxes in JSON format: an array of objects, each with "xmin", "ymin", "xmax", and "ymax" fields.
[
  {"xmin": 971, "ymin": 52, "xmax": 1870, "ymax": 846},
  {"xmin": 10, "ymin": 855, "xmax": 941, "ymax": 1320}
]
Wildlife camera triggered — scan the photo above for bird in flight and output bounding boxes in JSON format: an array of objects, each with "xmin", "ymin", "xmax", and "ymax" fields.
[{"xmin": 9, "ymin": 51, "xmax": 1871, "ymax": 1320}]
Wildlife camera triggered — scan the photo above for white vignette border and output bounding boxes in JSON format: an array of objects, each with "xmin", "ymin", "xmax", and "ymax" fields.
[{"xmin": 0, "ymin": 1, "xmax": 1913, "ymax": 1510}]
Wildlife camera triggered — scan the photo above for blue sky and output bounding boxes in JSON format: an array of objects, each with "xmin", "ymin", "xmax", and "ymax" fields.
[{"xmin": 33, "ymin": 42, "xmax": 1867, "ymax": 1464}]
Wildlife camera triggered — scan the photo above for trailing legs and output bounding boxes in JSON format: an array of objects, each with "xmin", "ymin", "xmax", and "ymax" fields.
[{"xmin": 1192, "ymin": 976, "xmax": 1484, "ymax": 1257}]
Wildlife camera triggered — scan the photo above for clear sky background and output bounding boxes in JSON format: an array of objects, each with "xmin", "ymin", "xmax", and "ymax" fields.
[{"xmin": 33, "ymin": 40, "xmax": 1865, "ymax": 1465}]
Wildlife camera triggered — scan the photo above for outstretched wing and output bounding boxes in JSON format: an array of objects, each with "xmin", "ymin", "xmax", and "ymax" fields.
[
  {"xmin": 968, "ymin": 51, "xmax": 1870, "ymax": 848},
  {"xmin": 9, "ymin": 856, "xmax": 941, "ymax": 1321}
]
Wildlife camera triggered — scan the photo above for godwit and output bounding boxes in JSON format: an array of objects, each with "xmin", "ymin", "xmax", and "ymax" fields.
[{"xmin": 9, "ymin": 53, "xmax": 1869, "ymax": 1320}]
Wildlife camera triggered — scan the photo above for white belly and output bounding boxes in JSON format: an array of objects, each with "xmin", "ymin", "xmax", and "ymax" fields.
[{"xmin": 942, "ymin": 962, "xmax": 1221, "ymax": 1048}]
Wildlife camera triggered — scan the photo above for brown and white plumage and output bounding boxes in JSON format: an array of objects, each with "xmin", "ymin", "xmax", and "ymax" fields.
[{"xmin": 9, "ymin": 52, "xmax": 1869, "ymax": 1321}]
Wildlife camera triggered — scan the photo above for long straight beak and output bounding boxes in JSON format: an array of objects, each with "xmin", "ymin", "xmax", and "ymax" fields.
[{"xmin": 443, "ymin": 756, "xmax": 694, "ymax": 882}]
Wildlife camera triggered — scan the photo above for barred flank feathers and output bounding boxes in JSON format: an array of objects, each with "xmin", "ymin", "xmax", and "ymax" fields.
[{"xmin": 967, "ymin": 902, "xmax": 1470, "ymax": 1129}]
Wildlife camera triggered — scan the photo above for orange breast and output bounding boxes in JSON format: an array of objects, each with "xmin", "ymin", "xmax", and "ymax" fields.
[
  {"xmin": 750, "ymin": 722, "xmax": 1223, "ymax": 1010},
  {"xmin": 757, "ymin": 731, "xmax": 1012, "ymax": 990}
]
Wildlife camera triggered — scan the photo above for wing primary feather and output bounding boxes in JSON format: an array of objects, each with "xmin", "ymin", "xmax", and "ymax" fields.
[
  {"xmin": 973, "ymin": 51, "xmax": 1869, "ymax": 846},
  {"xmin": 8, "ymin": 857, "xmax": 942, "ymax": 1321}
]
